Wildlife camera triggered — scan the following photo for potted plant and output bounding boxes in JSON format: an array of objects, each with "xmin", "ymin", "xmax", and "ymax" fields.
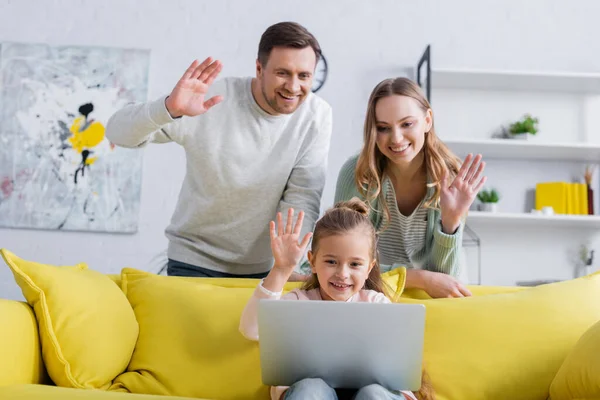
[
  {"xmin": 477, "ymin": 188, "xmax": 500, "ymax": 212},
  {"xmin": 509, "ymin": 114, "xmax": 539, "ymax": 140}
]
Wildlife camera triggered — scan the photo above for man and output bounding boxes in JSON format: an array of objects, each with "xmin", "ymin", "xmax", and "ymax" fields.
[{"xmin": 106, "ymin": 22, "xmax": 332, "ymax": 279}]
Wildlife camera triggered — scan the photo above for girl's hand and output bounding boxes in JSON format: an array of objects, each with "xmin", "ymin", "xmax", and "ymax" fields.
[
  {"xmin": 440, "ymin": 153, "xmax": 486, "ymax": 233},
  {"xmin": 270, "ymin": 208, "xmax": 313, "ymax": 275}
]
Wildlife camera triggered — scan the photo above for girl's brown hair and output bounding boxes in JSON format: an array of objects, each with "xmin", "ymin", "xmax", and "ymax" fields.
[
  {"xmin": 301, "ymin": 197, "xmax": 391, "ymax": 298},
  {"xmin": 416, "ymin": 369, "xmax": 436, "ymax": 400},
  {"xmin": 355, "ymin": 77, "xmax": 461, "ymax": 226}
]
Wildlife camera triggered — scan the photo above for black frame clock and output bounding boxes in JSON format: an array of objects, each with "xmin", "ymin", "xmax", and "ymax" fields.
[{"xmin": 312, "ymin": 53, "xmax": 328, "ymax": 93}]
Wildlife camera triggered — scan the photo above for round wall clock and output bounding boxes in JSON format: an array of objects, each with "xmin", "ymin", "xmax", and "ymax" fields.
[{"xmin": 312, "ymin": 53, "xmax": 328, "ymax": 93}]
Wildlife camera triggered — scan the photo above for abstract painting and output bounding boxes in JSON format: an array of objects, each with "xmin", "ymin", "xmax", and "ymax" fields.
[{"xmin": 0, "ymin": 42, "xmax": 149, "ymax": 233}]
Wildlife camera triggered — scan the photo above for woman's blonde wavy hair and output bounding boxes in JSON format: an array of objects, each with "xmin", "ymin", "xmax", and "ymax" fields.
[{"xmin": 355, "ymin": 77, "xmax": 461, "ymax": 227}]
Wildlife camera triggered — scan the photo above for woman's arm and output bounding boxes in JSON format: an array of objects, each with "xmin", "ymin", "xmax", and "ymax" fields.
[
  {"xmin": 428, "ymin": 215, "xmax": 464, "ymax": 277},
  {"xmin": 334, "ymin": 155, "xmax": 363, "ymax": 204}
]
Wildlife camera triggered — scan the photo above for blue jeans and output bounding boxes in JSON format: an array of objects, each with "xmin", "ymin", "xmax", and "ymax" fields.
[
  {"xmin": 283, "ymin": 378, "xmax": 407, "ymax": 400},
  {"xmin": 167, "ymin": 258, "xmax": 269, "ymax": 278}
]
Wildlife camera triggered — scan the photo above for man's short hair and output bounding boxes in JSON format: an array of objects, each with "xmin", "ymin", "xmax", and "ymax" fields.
[{"xmin": 257, "ymin": 21, "xmax": 321, "ymax": 66}]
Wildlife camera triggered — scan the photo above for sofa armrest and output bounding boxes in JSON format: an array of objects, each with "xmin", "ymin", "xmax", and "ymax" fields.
[{"xmin": 0, "ymin": 299, "xmax": 48, "ymax": 386}]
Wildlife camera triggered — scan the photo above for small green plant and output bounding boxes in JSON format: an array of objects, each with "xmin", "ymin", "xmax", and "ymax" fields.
[
  {"xmin": 477, "ymin": 188, "xmax": 500, "ymax": 203},
  {"xmin": 509, "ymin": 114, "xmax": 539, "ymax": 135}
]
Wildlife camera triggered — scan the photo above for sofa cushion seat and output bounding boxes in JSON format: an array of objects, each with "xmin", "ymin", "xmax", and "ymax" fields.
[
  {"xmin": 397, "ymin": 270, "xmax": 600, "ymax": 400},
  {"xmin": 0, "ymin": 249, "xmax": 139, "ymax": 390},
  {"xmin": 0, "ymin": 384, "xmax": 209, "ymax": 399}
]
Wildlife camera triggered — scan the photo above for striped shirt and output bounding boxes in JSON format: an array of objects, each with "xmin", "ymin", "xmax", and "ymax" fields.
[
  {"xmin": 334, "ymin": 154, "xmax": 463, "ymax": 277},
  {"xmin": 378, "ymin": 178, "xmax": 428, "ymax": 268}
]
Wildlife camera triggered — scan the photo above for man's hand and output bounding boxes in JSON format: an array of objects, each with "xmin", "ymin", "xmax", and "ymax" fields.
[{"xmin": 165, "ymin": 57, "xmax": 224, "ymax": 118}]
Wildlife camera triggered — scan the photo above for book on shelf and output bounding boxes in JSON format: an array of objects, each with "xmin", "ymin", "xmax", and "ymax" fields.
[{"xmin": 535, "ymin": 182, "xmax": 592, "ymax": 215}]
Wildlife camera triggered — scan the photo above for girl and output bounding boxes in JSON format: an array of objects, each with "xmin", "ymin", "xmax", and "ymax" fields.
[
  {"xmin": 335, "ymin": 77, "xmax": 486, "ymax": 299},
  {"xmin": 240, "ymin": 199, "xmax": 434, "ymax": 400}
]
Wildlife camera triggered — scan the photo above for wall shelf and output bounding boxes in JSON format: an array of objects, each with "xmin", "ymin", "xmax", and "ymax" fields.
[
  {"xmin": 443, "ymin": 138, "xmax": 600, "ymax": 162},
  {"xmin": 467, "ymin": 211, "xmax": 600, "ymax": 229},
  {"xmin": 415, "ymin": 46, "xmax": 600, "ymax": 286},
  {"xmin": 432, "ymin": 68, "xmax": 600, "ymax": 94}
]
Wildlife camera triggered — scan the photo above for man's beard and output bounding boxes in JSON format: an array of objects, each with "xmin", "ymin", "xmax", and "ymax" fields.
[{"xmin": 261, "ymin": 83, "xmax": 299, "ymax": 115}]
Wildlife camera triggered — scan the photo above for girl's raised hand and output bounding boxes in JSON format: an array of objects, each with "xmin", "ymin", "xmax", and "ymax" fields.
[{"xmin": 270, "ymin": 208, "xmax": 313, "ymax": 274}]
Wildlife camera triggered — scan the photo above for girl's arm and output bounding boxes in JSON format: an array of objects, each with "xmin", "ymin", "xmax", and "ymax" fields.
[
  {"xmin": 238, "ymin": 273, "xmax": 300, "ymax": 341},
  {"xmin": 239, "ymin": 209, "xmax": 311, "ymax": 340}
]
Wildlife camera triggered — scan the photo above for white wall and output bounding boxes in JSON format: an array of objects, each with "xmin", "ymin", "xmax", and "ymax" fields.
[{"xmin": 1, "ymin": 0, "xmax": 600, "ymax": 299}]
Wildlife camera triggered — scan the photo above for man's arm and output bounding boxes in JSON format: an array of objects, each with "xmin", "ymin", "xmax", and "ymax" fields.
[
  {"xmin": 105, "ymin": 96, "xmax": 185, "ymax": 148},
  {"xmin": 106, "ymin": 58, "xmax": 224, "ymax": 149}
]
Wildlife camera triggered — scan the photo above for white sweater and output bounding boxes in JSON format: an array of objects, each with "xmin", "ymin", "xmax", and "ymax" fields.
[{"xmin": 106, "ymin": 77, "xmax": 332, "ymax": 274}]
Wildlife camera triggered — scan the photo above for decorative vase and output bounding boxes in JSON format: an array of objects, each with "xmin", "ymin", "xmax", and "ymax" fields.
[
  {"xmin": 511, "ymin": 133, "xmax": 534, "ymax": 140},
  {"xmin": 479, "ymin": 203, "xmax": 498, "ymax": 212}
]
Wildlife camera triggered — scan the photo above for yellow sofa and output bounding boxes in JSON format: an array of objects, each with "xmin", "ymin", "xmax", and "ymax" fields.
[{"xmin": 1, "ymin": 249, "xmax": 600, "ymax": 400}]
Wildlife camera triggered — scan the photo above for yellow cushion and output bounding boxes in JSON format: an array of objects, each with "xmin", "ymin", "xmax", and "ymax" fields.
[
  {"xmin": 397, "ymin": 271, "xmax": 600, "ymax": 400},
  {"xmin": 107, "ymin": 273, "xmax": 121, "ymax": 287},
  {"xmin": 110, "ymin": 268, "xmax": 270, "ymax": 399},
  {"xmin": 382, "ymin": 266, "xmax": 527, "ymax": 300},
  {"xmin": 400, "ymin": 284, "xmax": 527, "ymax": 300},
  {"xmin": 1, "ymin": 249, "xmax": 138, "ymax": 390},
  {"xmin": 550, "ymin": 318, "xmax": 600, "ymax": 399},
  {"xmin": 0, "ymin": 384, "xmax": 209, "ymax": 400},
  {"xmin": 381, "ymin": 267, "xmax": 407, "ymax": 301},
  {"xmin": 0, "ymin": 299, "xmax": 48, "ymax": 386},
  {"xmin": 182, "ymin": 269, "xmax": 400, "ymax": 292}
]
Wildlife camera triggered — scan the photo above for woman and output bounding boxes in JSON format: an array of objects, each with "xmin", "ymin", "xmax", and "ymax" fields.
[{"xmin": 335, "ymin": 77, "xmax": 486, "ymax": 298}]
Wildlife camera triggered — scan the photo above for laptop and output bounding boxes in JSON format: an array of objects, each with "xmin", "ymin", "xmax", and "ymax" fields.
[{"xmin": 257, "ymin": 299, "xmax": 426, "ymax": 391}]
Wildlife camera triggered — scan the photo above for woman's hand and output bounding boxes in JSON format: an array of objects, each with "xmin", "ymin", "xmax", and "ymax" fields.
[
  {"xmin": 440, "ymin": 153, "xmax": 486, "ymax": 233},
  {"xmin": 406, "ymin": 269, "xmax": 472, "ymax": 298}
]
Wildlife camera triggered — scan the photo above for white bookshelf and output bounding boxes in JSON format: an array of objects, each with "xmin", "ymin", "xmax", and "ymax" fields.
[
  {"xmin": 443, "ymin": 138, "xmax": 600, "ymax": 162},
  {"xmin": 420, "ymin": 54, "xmax": 600, "ymax": 285},
  {"xmin": 467, "ymin": 211, "xmax": 600, "ymax": 229},
  {"xmin": 432, "ymin": 68, "xmax": 600, "ymax": 94}
]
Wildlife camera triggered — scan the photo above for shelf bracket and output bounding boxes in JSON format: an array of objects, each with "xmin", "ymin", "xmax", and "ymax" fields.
[
  {"xmin": 416, "ymin": 44, "xmax": 431, "ymax": 103},
  {"xmin": 463, "ymin": 223, "xmax": 482, "ymax": 285}
]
